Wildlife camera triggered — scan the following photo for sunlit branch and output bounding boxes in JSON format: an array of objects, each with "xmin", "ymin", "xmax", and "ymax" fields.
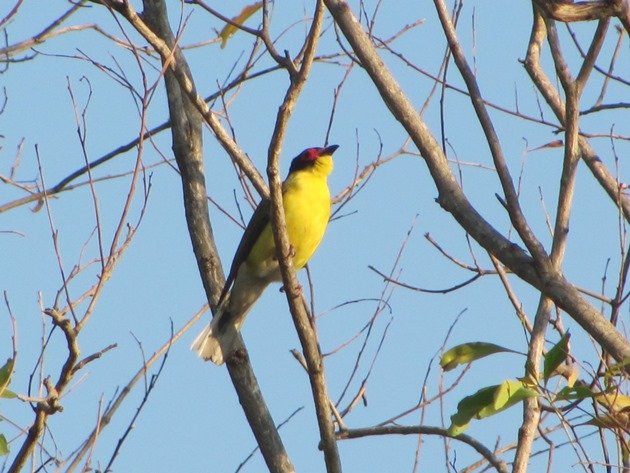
[
  {"xmin": 265, "ymin": 0, "xmax": 342, "ymax": 470},
  {"xmin": 337, "ymin": 425, "xmax": 509, "ymax": 473},
  {"xmin": 138, "ymin": 2, "xmax": 295, "ymax": 471}
]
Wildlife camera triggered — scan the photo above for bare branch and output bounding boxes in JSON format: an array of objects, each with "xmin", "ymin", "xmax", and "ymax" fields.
[
  {"xmin": 0, "ymin": 2, "xmax": 83, "ymax": 58},
  {"xmin": 337, "ymin": 425, "xmax": 509, "ymax": 473},
  {"xmin": 139, "ymin": 2, "xmax": 295, "ymax": 472},
  {"xmin": 534, "ymin": 0, "xmax": 629, "ymax": 32},
  {"xmin": 324, "ymin": 0, "xmax": 630, "ymax": 365},
  {"xmin": 101, "ymin": 0, "xmax": 269, "ymax": 197},
  {"xmin": 433, "ymin": 0, "xmax": 549, "ymax": 264},
  {"xmin": 265, "ymin": 0, "xmax": 342, "ymax": 470},
  {"xmin": 65, "ymin": 305, "xmax": 208, "ymax": 472}
]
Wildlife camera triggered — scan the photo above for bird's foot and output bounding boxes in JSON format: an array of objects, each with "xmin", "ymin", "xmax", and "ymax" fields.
[
  {"xmin": 280, "ymin": 283, "xmax": 303, "ymax": 295},
  {"xmin": 272, "ymin": 245, "xmax": 296, "ymax": 262}
]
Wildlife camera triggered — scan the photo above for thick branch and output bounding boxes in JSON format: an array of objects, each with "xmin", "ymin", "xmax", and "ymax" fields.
[
  {"xmin": 432, "ymin": 0, "xmax": 549, "ymax": 266},
  {"xmin": 523, "ymin": 10, "xmax": 630, "ymax": 223},
  {"xmin": 534, "ymin": 0, "xmax": 615, "ymax": 22},
  {"xmin": 266, "ymin": 1, "xmax": 342, "ymax": 471},
  {"xmin": 141, "ymin": 2, "xmax": 294, "ymax": 472},
  {"xmin": 324, "ymin": 0, "xmax": 630, "ymax": 363}
]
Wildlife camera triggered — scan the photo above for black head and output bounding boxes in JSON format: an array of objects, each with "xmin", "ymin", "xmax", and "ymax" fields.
[{"xmin": 288, "ymin": 145, "xmax": 339, "ymax": 174}]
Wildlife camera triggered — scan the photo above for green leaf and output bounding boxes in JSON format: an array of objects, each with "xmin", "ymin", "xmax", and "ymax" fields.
[
  {"xmin": 448, "ymin": 379, "xmax": 538, "ymax": 436},
  {"xmin": 555, "ymin": 384, "xmax": 596, "ymax": 402},
  {"xmin": 448, "ymin": 384, "xmax": 496, "ymax": 436},
  {"xmin": 543, "ymin": 332, "xmax": 570, "ymax": 381},
  {"xmin": 0, "ymin": 434, "xmax": 8, "ymax": 456},
  {"xmin": 440, "ymin": 342, "xmax": 516, "ymax": 371},
  {"xmin": 491, "ymin": 379, "xmax": 538, "ymax": 412},
  {"xmin": 0, "ymin": 358, "xmax": 14, "ymax": 399},
  {"xmin": 219, "ymin": 2, "xmax": 263, "ymax": 48}
]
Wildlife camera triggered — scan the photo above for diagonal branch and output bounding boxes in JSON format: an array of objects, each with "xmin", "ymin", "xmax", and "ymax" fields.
[
  {"xmin": 0, "ymin": 63, "xmax": 283, "ymax": 215},
  {"xmin": 0, "ymin": 2, "xmax": 84, "ymax": 57},
  {"xmin": 323, "ymin": 0, "xmax": 630, "ymax": 365},
  {"xmin": 523, "ymin": 10, "xmax": 630, "ymax": 224},
  {"xmin": 265, "ymin": 1, "xmax": 342, "ymax": 471},
  {"xmin": 102, "ymin": 0, "xmax": 268, "ymax": 198},
  {"xmin": 432, "ymin": 0, "xmax": 549, "ymax": 266},
  {"xmin": 140, "ymin": 1, "xmax": 294, "ymax": 472},
  {"xmin": 514, "ymin": 13, "xmax": 610, "ymax": 472}
]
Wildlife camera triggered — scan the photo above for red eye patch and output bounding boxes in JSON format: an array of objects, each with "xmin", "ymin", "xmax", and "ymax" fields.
[{"xmin": 303, "ymin": 148, "xmax": 320, "ymax": 161}]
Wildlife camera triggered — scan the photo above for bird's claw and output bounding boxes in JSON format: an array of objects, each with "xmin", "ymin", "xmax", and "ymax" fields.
[
  {"xmin": 272, "ymin": 245, "xmax": 296, "ymax": 262},
  {"xmin": 279, "ymin": 283, "xmax": 303, "ymax": 295},
  {"xmin": 288, "ymin": 245, "xmax": 296, "ymax": 258}
]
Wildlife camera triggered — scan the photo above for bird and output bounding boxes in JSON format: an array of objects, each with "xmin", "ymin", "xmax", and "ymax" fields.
[{"xmin": 191, "ymin": 144, "xmax": 339, "ymax": 364}]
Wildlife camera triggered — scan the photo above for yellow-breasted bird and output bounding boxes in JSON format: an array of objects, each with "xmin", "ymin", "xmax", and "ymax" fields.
[{"xmin": 191, "ymin": 145, "xmax": 339, "ymax": 364}]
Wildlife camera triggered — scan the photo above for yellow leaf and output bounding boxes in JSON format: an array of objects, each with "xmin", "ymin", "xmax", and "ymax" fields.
[
  {"xmin": 566, "ymin": 364, "xmax": 579, "ymax": 387},
  {"xmin": 596, "ymin": 392, "xmax": 630, "ymax": 411},
  {"xmin": 219, "ymin": 2, "xmax": 263, "ymax": 48},
  {"xmin": 587, "ymin": 412, "xmax": 630, "ymax": 430}
]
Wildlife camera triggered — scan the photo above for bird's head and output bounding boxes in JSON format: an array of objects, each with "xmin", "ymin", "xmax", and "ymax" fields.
[{"xmin": 288, "ymin": 144, "xmax": 338, "ymax": 176}]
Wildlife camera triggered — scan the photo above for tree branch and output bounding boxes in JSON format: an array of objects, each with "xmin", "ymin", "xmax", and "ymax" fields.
[
  {"xmin": 337, "ymin": 425, "xmax": 509, "ymax": 473},
  {"xmin": 265, "ymin": 1, "xmax": 342, "ymax": 471},
  {"xmin": 140, "ymin": 1, "xmax": 294, "ymax": 471},
  {"xmin": 514, "ymin": 11, "xmax": 608, "ymax": 472},
  {"xmin": 523, "ymin": 9, "xmax": 630, "ymax": 224},
  {"xmin": 323, "ymin": 0, "xmax": 630, "ymax": 365},
  {"xmin": 102, "ymin": 0, "xmax": 268, "ymax": 198},
  {"xmin": 534, "ymin": 0, "xmax": 628, "ymax": 32},
  {"xmin": 432, "ymin": 0, "xmax": 549, "ymax": 265}
]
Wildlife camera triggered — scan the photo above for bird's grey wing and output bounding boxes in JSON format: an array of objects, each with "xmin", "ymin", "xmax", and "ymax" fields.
[{"xmin": 218, "ymin": 198, "xmax": 271, "ymax": 306}]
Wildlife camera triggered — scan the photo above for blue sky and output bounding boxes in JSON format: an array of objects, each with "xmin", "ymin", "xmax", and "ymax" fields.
[{"xmin": 2, "ymin": 1, "xmax": 629, "ymax": 472}]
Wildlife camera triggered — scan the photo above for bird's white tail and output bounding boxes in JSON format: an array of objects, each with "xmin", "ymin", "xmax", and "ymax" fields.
[
  {"xmin": 190, "ymin": 310, "xmax": 240, "ymax": 365},
  {"xmin": 191, "ymin": 275, "xmax": 270, "ymax": 364}
]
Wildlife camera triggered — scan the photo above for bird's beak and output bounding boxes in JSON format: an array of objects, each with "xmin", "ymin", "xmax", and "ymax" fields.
[{"xmin": 322, "ymin": 144, "xmax": 339, "ymax": 156}]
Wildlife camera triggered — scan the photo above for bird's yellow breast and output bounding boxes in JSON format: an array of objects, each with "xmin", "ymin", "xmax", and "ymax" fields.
[{"xmin": 246, "ymin": 155, "xmax": 333, "ymax": 277}]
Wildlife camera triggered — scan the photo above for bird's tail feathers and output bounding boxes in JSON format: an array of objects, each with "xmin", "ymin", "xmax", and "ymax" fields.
[
  {"xmin": 190, "ymin": 314, "xmax": 239, "ymax": 365},
  {"xmin": 191, "ymin": 277, "xmax": 268, "ymax": 364},
  {"xmin": 191, "ymin": 305, "xmax": 242, "ymax": 365}
]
